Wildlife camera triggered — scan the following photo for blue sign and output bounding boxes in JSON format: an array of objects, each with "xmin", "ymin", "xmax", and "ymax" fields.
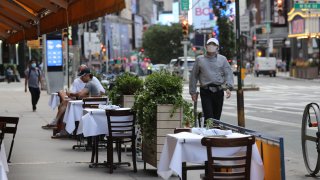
[{"xmin": 46, "ymin": 40, "xmax": 63, "ymax": 67}]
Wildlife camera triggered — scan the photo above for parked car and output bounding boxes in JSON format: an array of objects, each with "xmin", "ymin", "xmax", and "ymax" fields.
[
  {"xmin": 152, "ymin": 64, "xmax": 167, "ymax": 72},
  {"xmin": 172, "ymin": 57, "xmax": 195, "ymax": 76}
]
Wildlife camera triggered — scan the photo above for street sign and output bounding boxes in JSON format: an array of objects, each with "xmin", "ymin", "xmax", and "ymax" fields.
[
  {"xmin": 240, "ymin": 16, "xmax": 250, "ymax": 32},
  {"xmin": 294, "ymin": 3, "xmax": 320, "ymax": 9},
  {"xmin": 180, "ymin": 0, "xmax": 189, "ymax": 11}
]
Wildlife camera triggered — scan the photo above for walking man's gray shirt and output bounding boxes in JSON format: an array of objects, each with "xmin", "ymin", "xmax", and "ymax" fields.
[{"xmin": 189, "ymin": 54, "xmax": 234, "ymax": 95}]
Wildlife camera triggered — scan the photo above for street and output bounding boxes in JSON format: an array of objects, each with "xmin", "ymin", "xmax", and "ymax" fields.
[{"xmin": 183, "ymin": 73, "xmax": 320, "ymax": 180}]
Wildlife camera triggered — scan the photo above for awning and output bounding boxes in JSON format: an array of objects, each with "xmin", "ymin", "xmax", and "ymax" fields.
[{"xmin": 0, "ymin": 0, "xmax": 125, "ymax": 44}]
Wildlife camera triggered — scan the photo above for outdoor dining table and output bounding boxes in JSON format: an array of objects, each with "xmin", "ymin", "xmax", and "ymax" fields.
[
  {"xmin": 78, "ymin": 108, "xmax": 131, "ymax": 137},
  {"xmin": 0, "ymin": 143, "xmax": 9, "ymax": 180},
  {"xmin": 157, "ymin": 131, "xmax": 265, "ymax": 180},
  {"xmin": 63, "ymin": 100, "xmax": 84, "ymax": 134},
  {"xmin": 48, "ymin": 92, "xmax": 60, "ymax": 110},
  {"xmin": 78, "ymin": 108, "xmax": 131, "ymax": 166}
]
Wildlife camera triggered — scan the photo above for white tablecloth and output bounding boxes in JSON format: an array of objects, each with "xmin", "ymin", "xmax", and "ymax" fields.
[
  {"xmin": 78, "ymin": 108, "xmax": 131, "ymax": 137},
  {"xmin": 48, "ymin": 93, "xmax": 60, "ymax": 110},
  {"xmin": 63, "ymin": 100, "xmax": 83, "ymax": 134},
  {"xmin": 0, "ymin": 143, "xmax": 8, "ymax": 180},
  {"xmin": 157, "ymin": 132, "xmax": 264, "ymax": 180}
]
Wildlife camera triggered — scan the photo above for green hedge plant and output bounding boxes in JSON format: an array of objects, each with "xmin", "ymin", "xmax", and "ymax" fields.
[
  {"xmin": 109, "ymin": 72, "xmax": 144, "ymax": 106},
  {"xmin": 133, "ymin": 71, "xmax": 193, "ymax": 145}
]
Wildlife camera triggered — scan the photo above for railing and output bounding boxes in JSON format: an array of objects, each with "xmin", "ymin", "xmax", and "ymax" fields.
[{"xmin": 212, "ymin": 119, "xmax": 285, "ymax": 180}]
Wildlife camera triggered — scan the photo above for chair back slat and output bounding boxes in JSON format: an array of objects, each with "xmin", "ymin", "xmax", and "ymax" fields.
[
  {"xmin": 0, "ymin": 116, "xmax": 19, "ymax": 162},
  {"xmin": 82, "ymin": 97, "xmax": 108, "ymax": 108},
  {"xmin": 201, "ymin": 135, "xmax": 255, "ymax": 180},
  {"xmin": 174, "ymin": 128, "xmax": 191, "ymax": 134},
  {"xmin": 106, "ymin": 109, "xmax": 135, "ymax": 137}
]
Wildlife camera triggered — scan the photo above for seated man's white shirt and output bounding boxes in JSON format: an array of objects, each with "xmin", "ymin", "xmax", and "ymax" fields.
[
  {"xmin": 70, "ymin": 76, "xmax": 105, "ymax": 94},
  {"xmin": 70, "ymin": 78, "xmax": 84, "ymax": 93},
  {"xmin": 92, "ymin": 76, "xmax": 105, "ymax": 94}
]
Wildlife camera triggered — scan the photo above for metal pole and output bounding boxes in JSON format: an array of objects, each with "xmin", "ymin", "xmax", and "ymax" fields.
[
  {"xmin": 266, "ymin": 1, "xmax": 270, "ymax": 58},
  {"xmin": 182, "ymin": 40, "xmax": 189, "ymax": 81},
  {"xmin": 236, "ymin": 0, "xmax": 245, "ymax": 127},
  {"xmin": 0, "ymin": 40, "xmax": 2, "ymax": 64},
  {"xmin": 252, "ymin": 5, "xmax": 257, "ymax": 67},
  {"xmin": 66, "ymin": 28, "xmax": 70, "ymax": 89}
]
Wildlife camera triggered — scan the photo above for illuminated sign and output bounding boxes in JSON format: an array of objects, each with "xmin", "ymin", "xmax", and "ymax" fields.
[
  {"xmin": 291, "ymin": 16, "xmax": 305, "ymax": 34},
  {"xmin": 46, "ymin": 40, "xmax": 63, "ymax": 67}
]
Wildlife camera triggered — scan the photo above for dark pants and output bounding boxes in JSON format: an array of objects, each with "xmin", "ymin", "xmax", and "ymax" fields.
[
  {"xmin": 29, "ymin": 87, "xmax": 40, "ymax": 110},
  {"xmin": 200, "ymin": 88, "xmax": 224, "ymax": 121}
]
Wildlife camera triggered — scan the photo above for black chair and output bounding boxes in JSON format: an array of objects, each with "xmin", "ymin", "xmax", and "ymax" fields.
[
  {"xmin": 200, "ymin": 135, "xmax": 255, "ymax": 180},
  {"xmin": 73, "ymin": 97, "xmax": 108, "ymax": 151},
  {"xmin": 82, "ymin": 97, "xmax": 108, "ymax": 108},
  {"xmin": 105, "ymin": 109, "xmax": 137, "ymax": 173},
  {"xmin": 0, "ymin": 122, "xmax": 6, "ymax": 150},
  {"xmin": 0, "ymin": 116, "xmax": 19, "ymax": 163},
  {"xmin": 174, "ymin": 128, "xmax": 205, "ymax": 180}
]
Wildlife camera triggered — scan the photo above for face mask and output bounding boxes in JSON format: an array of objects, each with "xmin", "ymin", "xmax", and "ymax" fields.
[
  {"xmin": 31, "ymin": 63, "xmax": 36, "ymax": 68},
  {"xmin": 206, "ymin": 45, "xmax": 218, "ymax": 53}
]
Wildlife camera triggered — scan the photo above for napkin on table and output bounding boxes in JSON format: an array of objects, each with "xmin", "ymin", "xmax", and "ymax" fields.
[
  {"xmin": 98, "ymin": 104, "xmax": 120, "ymax": 110},
  {"xmin": 191, "ymin": 128, "xmax": 232, "ymax": 136}
]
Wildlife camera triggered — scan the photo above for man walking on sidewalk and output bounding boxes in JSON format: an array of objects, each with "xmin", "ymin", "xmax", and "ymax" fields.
[
  {"xmin": 25, "ymin": 59, "xmax": 42, "ymax": 112},
  {"xmin": 189, "ymin": 38, "xmax": 234, "ymax": 122}
]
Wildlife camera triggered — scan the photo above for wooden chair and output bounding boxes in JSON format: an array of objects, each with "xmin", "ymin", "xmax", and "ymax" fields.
[
  {"xmin": 0, "ymin": 116, "xmax": 19, "ymax": 163},
  {"xmin": 105, "ymin": 109, "xmax": 137, "ymax": 173},
  {"xmin": 0, "ymin": 122, "xmax": 6, "ymax": 150},
  {"xmin": 174, "ymin": 128, "xmax": 205, "ymax": 180},
  {"xmin": 82, "ymin": 97, "xmax": 108, "ymax": 109},
  {"xmin": 200, "ymin": 135, "xmax": 255, "ymax": 180}
]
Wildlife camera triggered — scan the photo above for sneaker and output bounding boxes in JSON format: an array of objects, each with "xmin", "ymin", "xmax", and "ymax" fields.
[
  {"xmin": 42, "ymin": 124, "xmax": 56, "ymax": 129},
  {"xmin": 51, "ymin": 131, "xmax": 70, "ymax": 139}
]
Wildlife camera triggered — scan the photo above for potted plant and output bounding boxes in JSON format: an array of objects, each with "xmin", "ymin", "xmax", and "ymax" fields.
[
  {"xmin": 290, "ymin": 58, "xmax": 319, "ymax": 79},
  {"xmin": 133, "ymin": 70, "xmax": 193, "ymax": 168},
  {"xmin": 108, "ymin": 72, "xmax": 144, "ymax": 107}
]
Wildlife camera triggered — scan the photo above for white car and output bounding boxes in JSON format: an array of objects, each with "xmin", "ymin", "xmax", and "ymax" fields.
[
  {"xmin": 172, "ymin": 57, "xmax": 195, "ymax": 76},
  {"xmin": 152, "ymin": 64, "xmax": 167, "ymax": 72}
]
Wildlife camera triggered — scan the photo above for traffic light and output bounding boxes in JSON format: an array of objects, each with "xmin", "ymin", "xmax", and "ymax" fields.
[
  {"xmin": 277, "ymin": 0, "xmax": 283, "ymax": 11},
  {"xmin": 252, "ymin": 35, "xmax": 256, "ymax": 42},
  {"xmin": 62, "ymin": 28, "xmax": 68, "ymax": 39},
  {"xmin": 101, "ymin": 44, "xmax": 106, "ymax": 52},
  {"xmin": 182, "ymin": 20, "xmax": 189, "ymax": 39},
  {"xmin": 212, "ymin": 31, "xmax": 216, "ymax": 37},
  {"xmin": 262, "ymin": 27, "xmax": 267, "ymax": 34},
  {"xmin": 257, "ymin": 50, "xmax": 262, "ymax": 57}
]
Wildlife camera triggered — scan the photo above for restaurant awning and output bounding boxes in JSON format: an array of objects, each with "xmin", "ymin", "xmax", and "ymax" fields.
[{"xmin": 0, "ymin": 0, "xmax": 125, "ymax": 44}]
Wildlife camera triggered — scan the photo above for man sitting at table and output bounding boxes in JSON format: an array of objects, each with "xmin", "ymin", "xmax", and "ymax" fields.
[
  {"xmin": 42, "ymin": 67, "xmax": 103, "ymax": 138},
  {"xmin": 42, "ymin": 65, "xmax": 105, "ymax": 128}
]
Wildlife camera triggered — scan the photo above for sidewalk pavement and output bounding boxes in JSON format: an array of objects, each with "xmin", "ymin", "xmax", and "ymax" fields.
[{"xmin": 0, "ymin": 80, "xmax": 192, "ymax": 180}]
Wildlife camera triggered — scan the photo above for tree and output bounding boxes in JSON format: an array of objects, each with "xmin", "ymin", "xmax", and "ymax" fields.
[
  {"xmin": 211, "ymin": 0, "xmax": 235, "ymax": 60},
  {"xmin": 217, "ymin": 17, "xmax": 235, "ymax": 60},
  {"xmin": 142, "ymin": 23, "xmax": 184, "ymax": 64}
]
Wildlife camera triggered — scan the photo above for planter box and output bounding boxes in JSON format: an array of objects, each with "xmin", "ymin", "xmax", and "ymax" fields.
[
  {"xmin": 121, "ymin": 95, "xmax": 135, "ymax": 108},
  {"xmin": 142, "ymin": 104, "xmax": 183, "ymax": 168},
  {"xmin": 290, "ymin": 67, "xmax": 318, "ymax": 79}
]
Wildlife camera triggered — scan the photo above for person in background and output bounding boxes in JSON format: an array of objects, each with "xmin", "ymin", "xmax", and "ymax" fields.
[
  {"xmin": 6, "ymin": 66, "xmax": 14, "ymax": 83},
  {"xmin": 25, "ymin": 59, "xmax": 42, "ymax": 112},
  {"xmin": 189, "ymin": 38, "xmax": 234, "ymax": 122},
  {"xmin": 42, "ymin": 65, "xmax": 105, "ymax": 130},
  {"xmin": 50, "ymin": 67, "xmax": 101, "ymax": 138}
]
